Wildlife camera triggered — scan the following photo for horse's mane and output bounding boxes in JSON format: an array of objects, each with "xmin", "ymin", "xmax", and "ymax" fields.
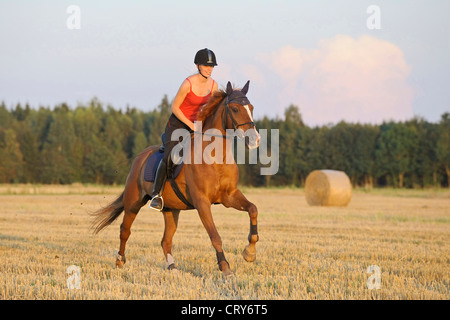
[{"xmin": 196, "ymin": 90, "xmax": 227, "ymax": 122}]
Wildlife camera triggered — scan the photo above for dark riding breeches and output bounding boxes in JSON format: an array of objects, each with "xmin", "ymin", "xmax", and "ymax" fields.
[{"xmin": 163, "ymin": 113, "xmax": 192, "ymax": 165}]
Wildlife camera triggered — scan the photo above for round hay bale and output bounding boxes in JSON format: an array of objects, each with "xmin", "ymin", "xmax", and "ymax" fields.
[{"xmin": 305, "ymin": 170, "xmax": 352, "ymax": 206}]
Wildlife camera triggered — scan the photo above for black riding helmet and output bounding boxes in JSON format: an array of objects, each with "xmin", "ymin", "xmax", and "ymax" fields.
[{"xmin": 194, "ymin": 48, "xmax": 218, "ymax": 67}]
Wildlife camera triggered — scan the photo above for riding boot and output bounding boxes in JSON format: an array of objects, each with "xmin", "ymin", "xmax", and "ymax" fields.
[{"xmin": 149, "ymin": 160, "xmax": 167, "ymax": 211}]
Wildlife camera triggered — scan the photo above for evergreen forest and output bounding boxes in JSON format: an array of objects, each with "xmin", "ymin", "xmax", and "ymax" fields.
[{"xmin": 0, "ymin": 96, "xmax": 449, "ymax": 188}]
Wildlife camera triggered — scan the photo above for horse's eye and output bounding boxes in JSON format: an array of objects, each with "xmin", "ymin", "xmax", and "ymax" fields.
[{"xmin": 231, "ymin": 107, "xmax": 238, "ymax": 113}]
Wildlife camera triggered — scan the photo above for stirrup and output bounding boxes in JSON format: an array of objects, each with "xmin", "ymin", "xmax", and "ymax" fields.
[{"xmin": 149, "ymin": 194, "xmax": 164, "ymax": 212}]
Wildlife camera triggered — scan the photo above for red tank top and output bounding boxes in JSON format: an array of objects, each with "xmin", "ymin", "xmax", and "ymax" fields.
[{"xmin": 179, "ymin": 78, "xmax": 215, "ymax": 122}]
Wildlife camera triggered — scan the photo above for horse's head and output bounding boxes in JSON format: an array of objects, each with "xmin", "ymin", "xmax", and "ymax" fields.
[{"xmin": 224, "ymin": 81, "xmax": 260, "ymax": 149}]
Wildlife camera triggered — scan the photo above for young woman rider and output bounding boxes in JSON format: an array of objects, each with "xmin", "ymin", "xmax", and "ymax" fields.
[{"xmin": 149, "ymin": 48, "xmax": 219, "ymax": 211}]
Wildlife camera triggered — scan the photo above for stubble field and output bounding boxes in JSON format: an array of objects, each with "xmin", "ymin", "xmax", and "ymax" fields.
[{"xmin": 0, "ymin": 184, "xmax": 449, "ymax": 300}]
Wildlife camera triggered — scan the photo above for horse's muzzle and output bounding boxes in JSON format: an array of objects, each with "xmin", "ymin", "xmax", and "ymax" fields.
[{"xmin": 245, "ymin": 128, "xmax": 260, "ymax": 150}]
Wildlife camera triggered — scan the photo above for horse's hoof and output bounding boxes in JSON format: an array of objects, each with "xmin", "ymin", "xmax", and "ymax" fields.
[
  {"xmin": 242, "ymin": 247, "xmax": 256, "ymax": 262},
  {"xmin": 168, "ymin": 264, "xmax": 179, "ymax": 274},
  {"xmin": 222, "ymin": 268, "xmax": 235, "ymax": 279},
  {"xmin": 116, "ymin": 260, "xmax": 125, "ymax": 268},
  {"xmin": 115, "ymin": 254, "xmax": 126, "ymax": 268},
  {"xmin": 170, "ymin": 268, "xmax": 179, "ymax": 274}
]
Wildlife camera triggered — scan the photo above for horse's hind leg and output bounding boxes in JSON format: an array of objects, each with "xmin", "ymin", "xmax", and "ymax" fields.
[
  {"xmin": 161, "ymin": 209, "xmax": 180, "ymax": 270},
  {"xmin": 116, "ymin": 190, "xmax": 146, "ymax": 268},
  {"xmin": 116, "ymin": 210, "xmax": 137, "ymax": 267}
]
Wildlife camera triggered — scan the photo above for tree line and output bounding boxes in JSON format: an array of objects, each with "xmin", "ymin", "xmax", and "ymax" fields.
[{"xmin": 0, "ymin": 97, "xmax": 448, "ymax": 188}]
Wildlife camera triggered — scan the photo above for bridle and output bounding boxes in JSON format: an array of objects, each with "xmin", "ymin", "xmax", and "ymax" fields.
[
  {"xmin": 193, "ymin": 97, "xmax": 257, "ymax": 139},
  {"xmin": 222, "ymin": 99, "xmax": 256, "ymax": 131}
]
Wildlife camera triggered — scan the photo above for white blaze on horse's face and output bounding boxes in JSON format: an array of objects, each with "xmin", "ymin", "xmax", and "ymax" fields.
[
  {"xmin": 243, "ymin": 104, "xmax": 260, "ymax": 149},
  {"xmin": 243, "ymin": 105, "xmax": 253, "ymax": 122}
]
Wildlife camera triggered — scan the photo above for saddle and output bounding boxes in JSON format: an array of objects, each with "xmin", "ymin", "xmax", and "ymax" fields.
[
  {"xmin": 144, "ymin": 133, "xmax": 182, "ymax": 182},
  {"xmin": 143, "ymin": 151, "xmax": 183, "ymax": 182}
]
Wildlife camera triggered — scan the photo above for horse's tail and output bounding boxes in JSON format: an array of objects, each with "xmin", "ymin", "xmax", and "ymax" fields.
[{"xmin": 91, "ymin": 191, "xmax": 125, "ymax": 234}]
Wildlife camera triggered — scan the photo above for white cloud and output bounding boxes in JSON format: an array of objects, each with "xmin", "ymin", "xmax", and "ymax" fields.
[{"xmin": 260, "ymin": 34, "xmax": 415, "ymax": 125}]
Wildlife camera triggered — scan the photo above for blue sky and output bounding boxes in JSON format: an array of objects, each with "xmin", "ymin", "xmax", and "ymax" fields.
[{"xmin": 0, "ymin": 0, "xmax": 448, "ymax": 126}]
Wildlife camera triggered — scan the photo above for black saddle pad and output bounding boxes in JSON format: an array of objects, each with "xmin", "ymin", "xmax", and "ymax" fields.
[{"xmin": 144, "ymin": 151, "xmax": 183, "ymax": 182}]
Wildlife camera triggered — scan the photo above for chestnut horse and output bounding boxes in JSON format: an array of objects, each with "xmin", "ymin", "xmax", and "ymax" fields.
[{"xmin": 91, "ymin": 81, "xmax": 260, "ymax": 277}]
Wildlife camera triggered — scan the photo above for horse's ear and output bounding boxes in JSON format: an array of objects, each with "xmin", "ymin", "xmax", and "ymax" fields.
[
  {"xmin": 226, "ymin": 81, "xmax": 233, "ymax": 95},
  {"xmin": 241, "ymin": 80, "xmax": 250, "ymax": 95}
]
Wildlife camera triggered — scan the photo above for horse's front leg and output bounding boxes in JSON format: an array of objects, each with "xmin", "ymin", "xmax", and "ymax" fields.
[
  {"xmin": 195, "ymin": 198, "xmax": 234, "ymax": 278},
  {"xmin": 223, "ymin": 189, "xmax": 259, "ymax": 262}
]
